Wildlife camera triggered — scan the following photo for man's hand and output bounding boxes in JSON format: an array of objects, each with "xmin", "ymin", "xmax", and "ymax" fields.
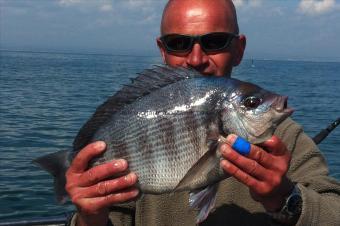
[
  {"xmin": 65, "ymin": 141, "xmax": 139, "ymax": 226},
  {"xmin": 220, "ymin": 134, "xmax": 294, "ymax": 212}
]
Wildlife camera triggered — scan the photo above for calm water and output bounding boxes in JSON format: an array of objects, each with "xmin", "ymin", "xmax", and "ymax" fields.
[{"xmin": 0, "ymin": 51, "xmax": 339, "ymax": 221}]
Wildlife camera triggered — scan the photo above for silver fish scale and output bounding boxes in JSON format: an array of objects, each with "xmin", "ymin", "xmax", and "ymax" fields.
[{"xmin": 92, "ymin": 79, "xmax": 228, "ymax": 193}]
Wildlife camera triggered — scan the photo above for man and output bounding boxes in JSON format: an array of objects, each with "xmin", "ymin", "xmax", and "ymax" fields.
[{"xmin": 66, "ymin": 0, "xmax": 340, "ymax": 225}]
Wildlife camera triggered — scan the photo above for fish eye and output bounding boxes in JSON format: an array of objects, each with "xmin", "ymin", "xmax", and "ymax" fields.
[{"xmin": 243, "ymin": 96, "xmax": 262, "ymax": 109}]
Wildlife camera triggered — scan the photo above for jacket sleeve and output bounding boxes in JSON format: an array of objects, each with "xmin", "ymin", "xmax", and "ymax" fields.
[{"xmin": 276, "ymin": 118, "xmax": 340, "ymax": 226}]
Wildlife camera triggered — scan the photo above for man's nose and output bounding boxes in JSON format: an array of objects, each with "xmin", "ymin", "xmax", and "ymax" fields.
[{"xmin": 186, "ymin": 43, "xmax": 209, "ymax": 68}]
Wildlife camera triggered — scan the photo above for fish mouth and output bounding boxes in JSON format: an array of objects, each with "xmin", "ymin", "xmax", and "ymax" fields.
[{"xmin": 273, "ymin": 96, "xmax": 294, "ymax": 116}]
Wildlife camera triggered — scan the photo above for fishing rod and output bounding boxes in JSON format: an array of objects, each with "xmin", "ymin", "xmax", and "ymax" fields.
[{"xmin": 312, "ymin": 117, "xmax": 340, "ymax": 145}]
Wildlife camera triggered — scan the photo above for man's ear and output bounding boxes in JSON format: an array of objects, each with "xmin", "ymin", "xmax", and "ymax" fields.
[
  {"xmin": 157, "ymin": 38, "xmax": 167, "ymax": 63},
  {"xmin": 232, "ymin": 34, "xmax": 246, "ymax": 66}
]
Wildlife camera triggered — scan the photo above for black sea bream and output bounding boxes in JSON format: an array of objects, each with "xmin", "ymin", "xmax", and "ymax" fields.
[{"xmin": 34, "ymin": 65, "xmax": 293, "ymax": 223}]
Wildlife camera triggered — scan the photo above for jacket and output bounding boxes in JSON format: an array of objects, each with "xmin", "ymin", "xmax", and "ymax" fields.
[{"xmin": 70, "ymin": 118, "xmax": 340, "ymax": 226}]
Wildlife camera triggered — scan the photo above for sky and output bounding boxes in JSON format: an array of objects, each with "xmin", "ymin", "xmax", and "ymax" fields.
[{"xmin": 1, "ymin": 0, "xmax": 340, "ymax": 61}]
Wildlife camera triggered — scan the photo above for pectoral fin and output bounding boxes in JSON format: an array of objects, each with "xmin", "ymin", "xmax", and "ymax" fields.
[{"xmin": 173, "ymin": 140, "xmax": 219, "ymax": 192}]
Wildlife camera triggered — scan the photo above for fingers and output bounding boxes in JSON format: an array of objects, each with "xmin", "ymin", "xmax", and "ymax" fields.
[
  {"xmin": 223, "ymin": 134, "xmax": 289, "ymax": 169},
  {"xmin": 78, "ymin": 159, "xmax": 128, "ymax": 187},
  {"xmin": 77, "ymin": 172, "xmax": 138, "ymax": 198},
  {"xmin": 93, "ymin": 188, "xmax": 139, "ymax": 208},
  {"xmin": 69, "ymin": 141, "xmax": 107, "ymax": 173},
  {"xmin": 247, "ymin": 144, "xmax": 274, "ymax": 169},
  {"xmin": 76, "ymin": 188, "xmax": 139, "ymax": 214},
  {"xmin": 220, "ymin": 134, "xmax": 294, "ymax": 211},
  {"xmin": 220, "ymin": 143, "xmax": 271, "ymax": 181},
  {"xmin": 220, "ymin": 134, "xmax": 292, "ymax": 198},
  {"xmin": 220, "ymin": 159, "xmax": 265, "ymax": 190},
  {"xmin": 67, "ymin": 168, "xmax": 139, "ymax": 215},
  {"xmin": 259, "ymin": 136, "xmax": 287, "ymax": 156},
  {"xmin": 65, "ymin": 141, "xmax": 140, "ymax": 215},
  {"xmin": 223, "ymin": 135, "xmax": 273, "ymax": 168}
]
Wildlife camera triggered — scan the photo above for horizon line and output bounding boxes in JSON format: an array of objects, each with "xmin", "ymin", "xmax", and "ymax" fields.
[{"xmin": 1, "ymin": 49, "xmax": 340, "ymax": 63}]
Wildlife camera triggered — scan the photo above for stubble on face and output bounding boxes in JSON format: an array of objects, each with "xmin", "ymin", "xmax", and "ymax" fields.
[{"xmin": 158, "ymin": 0, "xmax": 243, "ymax": 77}]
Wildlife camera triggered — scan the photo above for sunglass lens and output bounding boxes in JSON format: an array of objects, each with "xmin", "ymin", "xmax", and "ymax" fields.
[
  {"xmin": 163, "ymin": 35, "xmax": 192, "ymax": 52},
  {"xmin": 201, "ymin": 33, "xmax": 232, "ymax": 51}
]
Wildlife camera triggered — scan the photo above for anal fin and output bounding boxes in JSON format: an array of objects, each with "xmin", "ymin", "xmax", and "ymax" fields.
[{"xmin": 189, "ymin": 184, "xmax": 218, "ymax": 224}]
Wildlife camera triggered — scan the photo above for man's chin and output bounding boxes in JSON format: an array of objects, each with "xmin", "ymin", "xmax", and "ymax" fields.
[
  {"xmin": 196, "ymin": 70, "xmax": 215, "ymax": 76},
  {"xmin": 201, "ymin": 72, "xmax": 215, "ymax": 76}
]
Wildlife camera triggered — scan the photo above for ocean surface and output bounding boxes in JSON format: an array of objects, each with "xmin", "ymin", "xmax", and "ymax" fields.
[{"xmin": 0, "ymin": 50, "xmax": 339, "ymax": 222}]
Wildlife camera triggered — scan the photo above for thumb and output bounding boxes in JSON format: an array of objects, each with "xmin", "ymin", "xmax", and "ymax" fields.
[{"xmin": 259, "ymin": 135, "xmax": 287, "ymax": 156}]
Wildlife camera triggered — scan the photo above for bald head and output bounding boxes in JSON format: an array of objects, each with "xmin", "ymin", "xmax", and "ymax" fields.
[
  {"xmin": 160, "ymin": 0, "xmax": 239, "ymax": 35},
  {"xmin": 157, "ymin": 0, "xmax": 246, "ymax": 77}
]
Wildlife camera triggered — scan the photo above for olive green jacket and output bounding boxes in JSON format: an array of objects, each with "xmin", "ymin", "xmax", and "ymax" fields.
[{"xmin": 70, "ymin": 118, "xmax": 340, "ymax": 226}]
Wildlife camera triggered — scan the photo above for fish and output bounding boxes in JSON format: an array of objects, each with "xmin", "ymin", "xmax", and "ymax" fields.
[{"xmin": 33, "ymin": 65, "xmax": 293, "ymax": 223}]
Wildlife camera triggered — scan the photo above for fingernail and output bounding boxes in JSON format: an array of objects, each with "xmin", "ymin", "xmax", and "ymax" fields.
[
  {"xmin": 221, "ymin": 160, "xmax": 230, "ymax": 168},
  {"xmin": 95, "ymin": 141, "xmax": 106, "ymax": 149},
  {"xmin": 131, "ymin": 189, "xmax": 139, "ymax": 197},
  {"xmin": 226, "ymin": 134, "xmax": 237, "ymax": 145},
  {"xmin": 125, "ymin": 173, "xmax": 137, "ymax": 183},
  {"xmin": 113, "ymin": 159, "xmax": 127, "ymax": 168},
  {"xmin": 220, "ymin": 144, "xmax": 229, "ymax": 154}
]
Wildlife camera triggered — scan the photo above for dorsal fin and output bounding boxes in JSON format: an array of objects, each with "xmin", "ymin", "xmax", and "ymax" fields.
[{"xmin": 73, "ymin": 65, "xmax": 202, "ymax": 151}]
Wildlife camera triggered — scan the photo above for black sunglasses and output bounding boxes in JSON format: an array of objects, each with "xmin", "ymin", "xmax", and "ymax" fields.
[{"xmin": 160, "ymin": 32, "xmax": 239, "ymax": 53}]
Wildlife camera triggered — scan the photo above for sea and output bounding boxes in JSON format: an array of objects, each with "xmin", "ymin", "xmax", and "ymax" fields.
[{"xmin": 0, "ymin": 50, "xmax": 339, "ymax": 222}]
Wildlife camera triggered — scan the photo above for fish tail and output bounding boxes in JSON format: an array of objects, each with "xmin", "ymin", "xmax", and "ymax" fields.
[{"xmin": 32, "ymin": 150, "xmax": 70, "ymax": 204}]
